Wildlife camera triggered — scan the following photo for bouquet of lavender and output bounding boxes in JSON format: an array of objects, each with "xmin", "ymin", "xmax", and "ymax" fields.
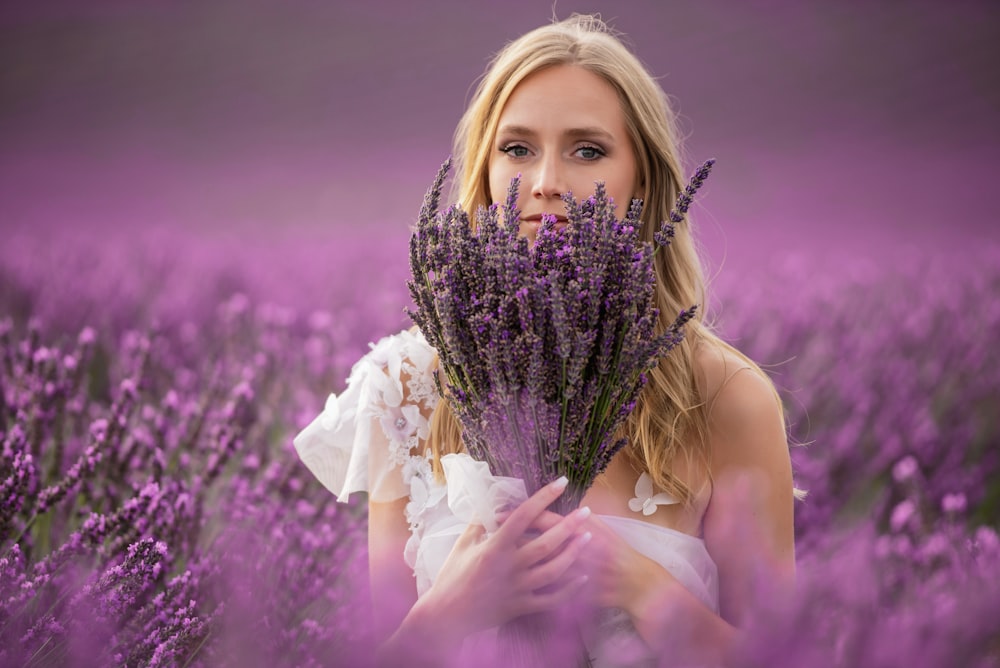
[
  {"xmin": 407, "ymin": 159, "xmax": 711, "ymax": 664},
  {"xmin": 407, "ymin": 158, "xmax": 712, "ymax": 515}
]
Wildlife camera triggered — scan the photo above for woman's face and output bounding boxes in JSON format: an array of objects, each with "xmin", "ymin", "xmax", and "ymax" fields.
[{"xmin": 488, "ymin": 64, "xmax": 641, "ymax": 241}]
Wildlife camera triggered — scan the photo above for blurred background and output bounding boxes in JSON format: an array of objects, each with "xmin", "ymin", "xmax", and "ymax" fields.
[
  {"xmin": 2, "ymin": 0, "xmax": 997, "ymax": 273},
  {"xmin": 2, "ymin": 5, "xmax": 999, "ymax": 662}
]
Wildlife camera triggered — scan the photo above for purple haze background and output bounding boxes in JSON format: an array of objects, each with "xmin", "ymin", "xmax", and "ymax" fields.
[
  {"xmin": 2, "ymin": 0, "xmax": 998, "ymax": 264},
  {"xmin": 2, "ymin": 2, "xmax": 1000, "ymax": 666}
]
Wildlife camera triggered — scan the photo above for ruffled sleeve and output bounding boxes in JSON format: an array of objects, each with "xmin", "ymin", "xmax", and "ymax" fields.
[{"xmin": 293, "ymin": 329, "xmax": 439, "ymax": 503}]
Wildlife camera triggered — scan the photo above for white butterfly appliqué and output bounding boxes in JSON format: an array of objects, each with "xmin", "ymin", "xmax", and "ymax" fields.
[{"xmin": 628, "ymin": 472, "xmax": 679, "ymax": 516}]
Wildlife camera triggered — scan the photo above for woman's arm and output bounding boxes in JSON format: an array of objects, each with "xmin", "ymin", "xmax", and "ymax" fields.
[
  {"xmin": 702, "ymin": 366, "xmax": 796, "ymax": 626},
  {"xmin": 369, "ymin": 497, "xmax": 480, "ymax": 666},
  {"xmin": 650, "ymin": 365, "xmax": 795, "ymax": 664},
  {"xmin": 367, "ymin": 498, "xmax": 418, "ymax": 646},
  {"xmin": 369, "ymin": 497, "xmax": 465, "ymax": 667},
  {"xmin": 579, "ymin": 364, "xmax": 795, "ymax": 666}
]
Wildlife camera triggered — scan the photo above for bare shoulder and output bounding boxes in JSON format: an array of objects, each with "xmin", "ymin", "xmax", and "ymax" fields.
[
  {"xmin": 697, "ymin": 340, "xmax": 796, "ymax": 622},
  {"xmin": 692, "ymin": 339, "xmax": 787, "ymax": 466}
]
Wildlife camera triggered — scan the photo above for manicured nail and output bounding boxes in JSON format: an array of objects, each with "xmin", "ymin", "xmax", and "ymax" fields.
[
  {"xmin": 552, "ymin": 476, "xmax": 569, "ymax": 490},
  {"xmin": 576, "ymin": 506, "xmax": 591, "ymax": 520}
]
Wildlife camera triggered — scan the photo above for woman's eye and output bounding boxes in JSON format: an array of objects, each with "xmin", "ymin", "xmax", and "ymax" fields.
[
  {"xmin": 576, "ymin": 145, "xmax": 605, "ymax": 160},
  {"xmin": 500, "ymin": 144, "xmax": 530, "ymax": 158}
]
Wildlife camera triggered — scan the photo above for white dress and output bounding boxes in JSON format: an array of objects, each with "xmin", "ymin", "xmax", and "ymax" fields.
[{"xmin": 294, "ymin": 330, "xmax": 719, "ymax": 666}]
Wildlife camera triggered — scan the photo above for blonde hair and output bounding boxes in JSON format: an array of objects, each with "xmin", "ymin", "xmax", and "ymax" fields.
[{"xmin": 428, "ymin": 14, "xmax": 782, "ymax": 504}]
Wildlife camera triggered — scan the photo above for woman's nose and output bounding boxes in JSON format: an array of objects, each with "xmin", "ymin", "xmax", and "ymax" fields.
[{"xmin": 529, "ymin": 155, "xmax": 566, "ymax": 200}]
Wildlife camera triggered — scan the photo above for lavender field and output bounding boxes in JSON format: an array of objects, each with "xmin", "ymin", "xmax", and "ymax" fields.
[
  {"xmin": 1, "ymin": 223, "xmax": 998, "ymax": 666},
  {"xmin": 2, "ymin": 1, "xmax": 999, "ymax": 666}
]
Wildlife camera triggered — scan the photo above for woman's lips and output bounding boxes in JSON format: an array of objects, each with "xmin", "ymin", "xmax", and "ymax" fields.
[
  {"xmin": 520, "ymin": 214, "xmax": 568, "ymax": 229},
  {"xmin": 518, "ymin": 215, "xmax": 567, "ymax": 242}
]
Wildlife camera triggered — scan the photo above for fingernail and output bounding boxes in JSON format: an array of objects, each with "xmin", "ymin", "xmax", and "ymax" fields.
[
  {"xmin": 580, "ymin": 531, "xmax": 592, "ymax": 544},
  {"xmin": 576, "ymin": 506, "xmax": 591, "ymax": 520},
  {"xmin": 552, "ymin": 476, "xmax": 569, "ymax": 490}
]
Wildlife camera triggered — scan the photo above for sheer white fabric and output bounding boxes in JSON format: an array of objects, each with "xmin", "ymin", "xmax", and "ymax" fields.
[{"xmin": 294, "ymin": 330, "xmax": 720, "ymax": 665}]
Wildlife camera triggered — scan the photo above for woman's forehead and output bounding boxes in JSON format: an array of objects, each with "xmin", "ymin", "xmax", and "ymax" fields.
[{"xmin": 497, "ymin": 66, "xmax": 628, "ymax": 136}]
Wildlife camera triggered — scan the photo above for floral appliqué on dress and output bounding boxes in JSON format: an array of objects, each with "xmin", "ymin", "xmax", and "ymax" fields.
[{"xmin": 359, "ymin": 333, "xmax": 441, "ymax": 513}]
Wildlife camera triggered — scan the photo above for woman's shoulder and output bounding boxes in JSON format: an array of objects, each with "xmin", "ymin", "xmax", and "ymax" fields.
[
  {"xmin": 691, "ymin": 339, "xmax": 793, "ymax": 517},
  {"xmin": 692, "ymin": 338, "xmax": 784, "ymax": 453}
]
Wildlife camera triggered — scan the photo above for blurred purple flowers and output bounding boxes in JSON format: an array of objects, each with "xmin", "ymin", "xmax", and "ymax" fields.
[
  {"xmin": 0, "ymin": 212, "xmax": 998, "ymax": 665},
  {"xmin": 0, "ymin": 256, "xmax": 374, "ymax": 666}
]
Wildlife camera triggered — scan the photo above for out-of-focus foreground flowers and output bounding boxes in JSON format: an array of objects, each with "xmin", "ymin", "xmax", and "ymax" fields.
[{"xmin": 1, "ymin": 226, "xmax": 998, "ymax": 666}]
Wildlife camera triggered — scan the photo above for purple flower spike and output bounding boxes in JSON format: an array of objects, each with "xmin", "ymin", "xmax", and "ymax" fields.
[{"xmin": 656, "ymin": 158, "xmax": 716, "ymax": 247}]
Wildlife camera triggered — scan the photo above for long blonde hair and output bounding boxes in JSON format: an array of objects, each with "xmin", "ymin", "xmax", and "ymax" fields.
[{"xmin": 428, "ymin": 14, "xmax": 780, "ymax": 504}]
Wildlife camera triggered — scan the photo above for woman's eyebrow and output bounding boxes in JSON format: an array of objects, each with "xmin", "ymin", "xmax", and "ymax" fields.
[
  {"xmin": 563, "ymin": 126, "xmax": 616, "ymax": 142},
  {"xmin": 496, "ymin": 124, "xmax": 616, "ymax": 143},
  {"xmin": 494, "ymin": 124, "xmax": 534, "ymax": 139}
]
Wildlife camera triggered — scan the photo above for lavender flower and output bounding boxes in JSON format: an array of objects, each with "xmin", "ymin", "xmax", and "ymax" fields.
[
  {"xmin": 655, "ymin": 158, "xmax": 715, "ymax": 246},
  {"xmin": 408, "ymin": 159, "xmax": 702, "ymax": 511}
]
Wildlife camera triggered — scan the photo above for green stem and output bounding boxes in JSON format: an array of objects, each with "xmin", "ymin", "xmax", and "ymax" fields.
[{"xmin": 581, "ymin": 329, "xmax": 626, "ymax": 478}]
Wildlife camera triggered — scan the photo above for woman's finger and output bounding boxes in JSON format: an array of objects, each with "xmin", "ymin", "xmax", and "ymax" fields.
[
  {"xmin": 455, "ymin": 520, "xmax": 487, "ymax": 549},
  {"xmin": 521, "ymin": 529, "xmax": 592, "ymax": 591},
  {"xmin": 517, "ymin": 506, "xmax": 591, "ymax": 567},
  {"xmin": 521, "ymin": 509, "xmax": 567, "ymax": 533},
  {"xmin": 506, "ymin": 509, "xmax": 574, "ymax": 548},
  {"xmin": 494, "ymin": 475, "xmax": 569, "ymax": 545}
]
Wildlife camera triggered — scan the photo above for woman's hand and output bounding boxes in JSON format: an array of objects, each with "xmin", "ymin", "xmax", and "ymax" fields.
[
  {"xmin": 409, "ymin": 475, "xmax": 593, "ymax": 641},
  {"xmin": 525, "ymin": 510, "xmax": 674, "ymax": 613},
  {"xmin": 578, "ymin": 515, "xmax": 670, "ymax": 612}
]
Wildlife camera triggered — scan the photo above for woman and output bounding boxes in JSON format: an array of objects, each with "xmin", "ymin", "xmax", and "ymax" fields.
[{"xmin": 295, "ymin": 14, "xmax": 795, "ymax": 667}]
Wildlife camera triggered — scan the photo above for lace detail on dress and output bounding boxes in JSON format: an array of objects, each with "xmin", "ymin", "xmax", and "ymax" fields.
[
  {"xmin": 293, "ymin": 329, "xmax": 440, "ymax": 504},
  {"xmin": 348, "ymin": 330, "xmax": 455, "ymax": 563},
  {"xmin": 358, "ymin": 330, "xmax": 438, "ymax": 471},
  {"xmin": 361, "ymin": 333, "xmax": 446, "ymax": 537},
  {"xmin": 403, "ymin": 360, "xmax": 439, "ymax": 409}
]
